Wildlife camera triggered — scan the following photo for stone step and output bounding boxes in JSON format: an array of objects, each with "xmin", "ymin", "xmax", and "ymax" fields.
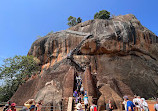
[{"xmin": 73, "ymin": 106, "xmax": 85, "ymax": 108}]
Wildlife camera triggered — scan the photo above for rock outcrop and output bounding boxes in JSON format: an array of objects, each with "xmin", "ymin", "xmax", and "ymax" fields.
[{"xmin": 11, "ymin": 14, "xmax": 158, "ymax": 110}]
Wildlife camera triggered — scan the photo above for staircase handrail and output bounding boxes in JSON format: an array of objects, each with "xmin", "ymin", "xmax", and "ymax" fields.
[{"xmin": 67, "ymin": 97, "xmax": 73, "ymax": 111}]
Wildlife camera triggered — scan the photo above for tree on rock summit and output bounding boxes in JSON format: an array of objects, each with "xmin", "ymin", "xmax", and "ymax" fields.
[
  {"xmin": 67, "ymin": 16, "xmax": 82, "ymax": 27},
  {"xmin": 94, "ymin": 10, "xmax": 110, "ymax": 19}
]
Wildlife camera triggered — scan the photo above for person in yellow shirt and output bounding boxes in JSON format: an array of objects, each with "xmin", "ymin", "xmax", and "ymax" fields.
[{"xmin": 24, "ymin": 99, "xmax": 36, "ymax": 109}]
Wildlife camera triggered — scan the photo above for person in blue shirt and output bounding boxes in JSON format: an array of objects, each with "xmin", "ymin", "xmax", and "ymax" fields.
[{"xmin": 123, "ymin": 96, "xmax": 135, "ymax": 111}]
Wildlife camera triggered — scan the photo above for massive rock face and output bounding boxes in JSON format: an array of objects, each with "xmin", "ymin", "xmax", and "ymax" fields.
[{"xmin": 11, "ymin": 14, "xmax": 158, "ymax": 110}]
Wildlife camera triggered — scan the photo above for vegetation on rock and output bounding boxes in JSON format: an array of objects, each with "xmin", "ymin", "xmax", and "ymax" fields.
[
  {"xmin": 94, "ymin": 10, "xmax": 110, "ymax": 19},
  {"xmin": 67, "ymin": 16, "xmax": 82, "ymax": 27},
  {"xmin": 0, "ymin": 55, "xmax": 40, "ymax": 102}
]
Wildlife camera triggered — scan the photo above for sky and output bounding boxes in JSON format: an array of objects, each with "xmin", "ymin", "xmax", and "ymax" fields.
[{"xmin": 0, "ymin": 0, "xmax": 158, "ymax": 66}]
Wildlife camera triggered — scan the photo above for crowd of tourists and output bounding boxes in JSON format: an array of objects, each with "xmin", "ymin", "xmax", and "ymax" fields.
[
  {"xmin": 3, "ymin": 99, "xmax": 42, "ymax": 111},
  {"xmin": 74, "ymin": 74, "xmax": 158, "ymax": 111},
  {"xmin": 73, "ymin": 74, "xmax": 114, "ymax": 111},
  {"xmin": 123, "ymin": 95, "xmax": 158, "ymax": 111},
  {"xmin": 3, "ymin": 101, "xmax": 16, "ymax": 111},
  {"xmin": 2, "ymin": 73, "xmax": 158, "ymax": 111},
  {"xmin": 73, "ymin": 74, "xmax": 97, "ymax": 111}
]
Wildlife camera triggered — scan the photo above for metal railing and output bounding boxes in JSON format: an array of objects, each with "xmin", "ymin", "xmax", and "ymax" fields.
[
  {"xmin": 41, "ymin": 105, "xmax": 65, "ymax": 111},
  {"xmin": 11, "ymin": 105, "xmax": 65, "ymax": 111}
]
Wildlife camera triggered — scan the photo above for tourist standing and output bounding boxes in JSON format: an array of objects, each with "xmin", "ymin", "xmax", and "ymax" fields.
[
  {"xmin": 133, "ymin": 95, "xmax": 139, "ymax": 111},
  {"xmin": 76, "ymin": 75, "xmax": 79, "ymax": 84},
  {"xmin": 133, "ymin": 95, "xmax": 137, "ymax": 105},
  {"xmin": 80, "ymin": 85, "xmax": 84, "ymax": 96},
  {"xmin": 154, "ymin": 98, "xmax": 158, "ymax": 111},
  {"xmin": 133, "ymin": 96, "xmax": 141, "ymax": 111},
  {"xmin": 90, "ymin": 100, "xmax": 97, "ymax": 111},
  {"xmin": 85, "ymin": 90, "xmax": 87, "ymax": 96},
  {"xmin": 11, "ymin": 103, "xmax": 16, "ymax": 111},
  {"xmin": 24, "ymin": 99, "xmax": 36, "ymax": 109},
  {"xmin": 78, "ymin": 94, "xmax": 82, "ymax": 103},
  {"xmin": 83, "ymin": 95, "xmax": 88, "ymax": 111},
  {"xmin": 106, "ymin": 100, "xmax": 113, "ymax": 111},
  {"xmin": 78, "ymin": 83, "xmax": 81, "ymax": 92},
  {"xmin": 140, "ymin": 98, "xmax": 148, "ymax": 111},
  {"xmin": 123, "ymin": 96, "xmax": 135, "ymax": 111},
  {"xmin": 73, "ymin": 90, "xmax": 78, "ymax": 97},
  {"xmin": 36, "ymin": 100, "xmax": 43, "ymax": 111},
  {"xmin": 137, "ymin": 96, "xmax": 141, "ymax": 111},
  {"xmin": 76, "ymin": 101, "xmax": 83, "ymax": 111},
  {"xmin": 123, "ymin": 100, "xmax": 127, "ymax": 111}
]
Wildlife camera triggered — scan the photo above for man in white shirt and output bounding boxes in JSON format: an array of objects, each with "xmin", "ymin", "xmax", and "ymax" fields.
[
  {"xmin": 133, "ymin": 95, "xmax": 141, "ymax": 111},
  {"xmin": 123, "ymin": 100, "xmax": 127, "ymax": 111},
  {"xmin": 76, "ymin": 101, "xmax": 83, "ymax": 111},
  {"xmin": 133, "ymin": 95, "xmax": 138, "ymax": 110}
]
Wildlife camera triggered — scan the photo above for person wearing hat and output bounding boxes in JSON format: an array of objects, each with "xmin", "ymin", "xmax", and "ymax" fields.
[
  {"xmin": 140, "ymin": 98, "xmax": 148, "ymax": 111},
  {"xmin": 11, "ymin": 103, "xmax": 16, "ymax": 111},
  {"xmin": 123, "ymin": 96, "xmax": 135, "ymax": 111}
]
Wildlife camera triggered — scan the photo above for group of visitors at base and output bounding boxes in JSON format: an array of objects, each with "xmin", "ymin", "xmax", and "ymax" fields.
[
  {"xmin": 3, "ymin": 99, "xmax": 42, "ymax": 111},
  {"xmin": 3, "ymin": 101, "xmax": 16, "ymax": 111},
  {"xmin": 123, "ymin": 95, "xmax": 158, "ymax": 111},
  {"xmin": 73, "ymin": 74, "xmax": 113, "ymax": 111}
]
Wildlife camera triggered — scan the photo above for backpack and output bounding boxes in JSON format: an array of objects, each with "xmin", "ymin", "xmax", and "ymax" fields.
[{"xmin": 94, "ymin": 106, "xmax": 97, "ymax": 111}]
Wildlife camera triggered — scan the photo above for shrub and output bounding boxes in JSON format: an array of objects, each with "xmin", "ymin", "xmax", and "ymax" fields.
[{"xmin": 94, "ymin": 10, "xmax": 110, "ymax": 19}]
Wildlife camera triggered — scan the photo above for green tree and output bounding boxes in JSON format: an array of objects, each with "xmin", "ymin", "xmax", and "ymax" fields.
[
  {"xmin": 0, "ymin": 55, "xmax": 40, "ymax": 102},
  {"xmin": 67, "ymin": 16, "xmax": 82, "ymax": 27},
  {"xmin": 77, "ymin": 17, "xmax": 82, "ymax": 24},
  {"xmin": 94, "ymin": 10, "xmax": 110, "ymax": 19},
  {"xmin": 0, "ymin": 80, "xmax": 19, "ymax": 102}
]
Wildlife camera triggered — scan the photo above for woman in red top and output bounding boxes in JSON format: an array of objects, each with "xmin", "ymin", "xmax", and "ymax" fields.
[{"xmin": 10, "ymin": 103, "xmax": 16, "ymax": 111}]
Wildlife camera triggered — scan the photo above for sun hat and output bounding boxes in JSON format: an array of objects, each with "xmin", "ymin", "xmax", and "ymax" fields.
[
  {"xmin": 11, "ymin": 103, "xmax": 16, "ymax": 107},
  {"xmin": 141, "ymin": 98, "xmax": 145, "ymax": 101},
  {"xmin": 123, "ymin": 96, "xmax": 128, "ymax": 100}
]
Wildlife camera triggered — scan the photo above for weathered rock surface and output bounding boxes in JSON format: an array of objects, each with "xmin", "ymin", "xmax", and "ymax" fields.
[{"xmin": 11, "ymin": 14, "xmax": 158, "ymax": 110}]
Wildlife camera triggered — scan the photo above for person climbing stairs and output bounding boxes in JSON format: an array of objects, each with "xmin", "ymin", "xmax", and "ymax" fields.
[
  {"xmin": 72, "ymin": 72, "xmax": 89, "ymax": 111},
  {"xmin": 73, "ymin": 100, "xmax": 85, "ymax": 111}
]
